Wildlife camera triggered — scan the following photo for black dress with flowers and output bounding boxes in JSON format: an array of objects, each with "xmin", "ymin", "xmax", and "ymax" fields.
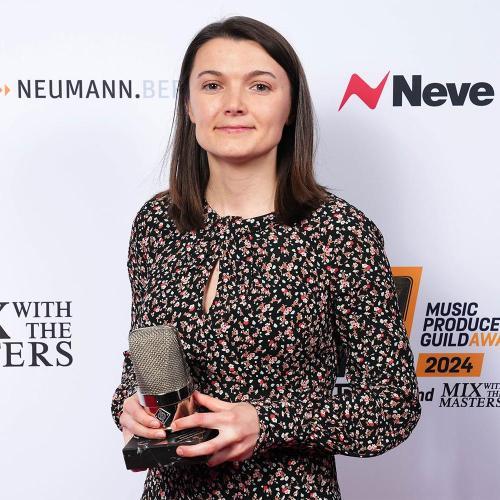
[{"xmin": 111, "ymin": 190, "xmax": 421, "ymax": 499}]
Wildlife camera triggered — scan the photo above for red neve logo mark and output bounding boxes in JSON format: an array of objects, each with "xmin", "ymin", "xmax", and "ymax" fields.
[{"xmin": 338, "ymin": 71, "xmax": 390, "ymax": 110}]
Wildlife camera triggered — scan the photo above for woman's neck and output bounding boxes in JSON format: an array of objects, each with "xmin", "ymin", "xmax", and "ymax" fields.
[{"xmin": 205, "ymin": 154, "xmax": 278, "ymax": 219}]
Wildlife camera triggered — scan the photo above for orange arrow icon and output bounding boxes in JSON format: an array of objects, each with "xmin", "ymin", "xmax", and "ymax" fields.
[{"xmin": 0, "ymin": 84, "xmax": 11, "ymax": 95}]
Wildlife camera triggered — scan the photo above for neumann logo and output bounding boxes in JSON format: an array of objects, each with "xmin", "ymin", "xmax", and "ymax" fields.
[
  {"xmin": 0, "ymin": 300, "xmax": 73, "ymax": 368},
  {"xmin": 0, "ymin": 80, "xmax": 178, "ymax": 99},
  {"xmin": 0, "ymin": 84, "xmax": 10, "ymax": 96},
  {"xmin": 339, "ymin": 71, "xmax": 494, "ymax": 110}
]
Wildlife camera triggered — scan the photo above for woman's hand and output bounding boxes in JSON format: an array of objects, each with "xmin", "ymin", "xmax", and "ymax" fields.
[
  {"xmin": 171, "ymin": 390, "xmax": 260, "ymax": 467},
  {"xmin": 119, "ymin": 392, "xmax": 166, "ymax": 445}
]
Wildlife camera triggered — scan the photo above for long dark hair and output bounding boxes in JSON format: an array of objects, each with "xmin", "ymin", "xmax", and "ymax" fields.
[{"xmin": 155, "ymin": 15, "xmax": 331, "ymax": 233}]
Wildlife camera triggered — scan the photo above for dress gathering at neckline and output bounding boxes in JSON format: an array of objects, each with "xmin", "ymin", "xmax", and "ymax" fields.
[{"xmin": 202, "ymin": 197, "xmax": 276, "ymax": 224}]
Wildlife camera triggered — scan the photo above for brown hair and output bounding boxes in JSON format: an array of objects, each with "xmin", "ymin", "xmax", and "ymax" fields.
[{"xmin": 155, "ymin": 15, "xmax": 331, "ymax": 233}]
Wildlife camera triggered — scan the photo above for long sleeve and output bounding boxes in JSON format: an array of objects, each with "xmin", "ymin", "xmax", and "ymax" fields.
[
  {"xmin": 250, "ymin": 210, "xmax": 422, "ymax": 458},
  {"xmin": 111, "ymin": 204, "xmax": 150, "ymax": 432}
]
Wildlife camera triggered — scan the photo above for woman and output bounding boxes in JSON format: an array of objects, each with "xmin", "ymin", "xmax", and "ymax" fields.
[{"xmin": 111, "ymin": 15, "xmax": 422, "ymax": 499}]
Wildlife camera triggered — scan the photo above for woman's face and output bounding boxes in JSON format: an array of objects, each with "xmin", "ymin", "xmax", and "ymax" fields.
[{"xmin": 187, "ymin": 37, "xmax": 292, "ymax": 164}]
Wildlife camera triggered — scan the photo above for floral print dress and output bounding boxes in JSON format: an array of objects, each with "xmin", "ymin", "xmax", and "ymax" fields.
[{"xmin": 111, "ymin": 190, "xmax": 421, "ymax": 499}]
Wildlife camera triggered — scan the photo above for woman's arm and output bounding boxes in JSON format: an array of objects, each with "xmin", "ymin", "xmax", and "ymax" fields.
[
  {"xmin": 250, "ymin": 207, "xmax": 422, "ymax": 458},
  {"xmin": 110, "ymin": 204, "xmax": 150, "ymax": 431},
  {"xmin": 111, "ymin": 351, "xmax": 137, "ymax": 431}
]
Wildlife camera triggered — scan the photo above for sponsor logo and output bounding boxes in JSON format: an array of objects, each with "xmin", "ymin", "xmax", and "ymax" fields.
[
  {"xmin": 0, "ymin": 301, "xmax": 73, "ymax": 367},
  {"xmin": 0, "ymin": 80, "xmax": 178, "ymax": 99},
  {"xmin": 338, "ymin": 72, "xmax": 494, "ymax": 109}
]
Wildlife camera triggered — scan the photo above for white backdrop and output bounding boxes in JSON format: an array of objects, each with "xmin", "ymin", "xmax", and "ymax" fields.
[{"xmin": 1, "ymin": 1, "xmax": 499, "ymax": 499}]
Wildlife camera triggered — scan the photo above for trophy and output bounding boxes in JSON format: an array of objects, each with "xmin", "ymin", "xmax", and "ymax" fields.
[{"xmin": 122, "ymin": 325, "xmax": 218, "ymax": 470}]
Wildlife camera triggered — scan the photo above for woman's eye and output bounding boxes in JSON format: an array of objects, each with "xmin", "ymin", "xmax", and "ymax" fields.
[
  {"xmin": 201, "ymin": 82, "xmax": 271, "ymax": 92},
  {"xmin": 252, "ymin": 83, "xmax": 271, "ymax": 92},
  {"xmin": 202, "ymin": 82, "xmax": 220, "ymax": 91}
]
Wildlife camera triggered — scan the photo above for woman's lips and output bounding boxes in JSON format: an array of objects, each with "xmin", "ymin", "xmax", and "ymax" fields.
[{"xmin": 215, "ymin": 127, "xmax": 254, "ymax": 133}]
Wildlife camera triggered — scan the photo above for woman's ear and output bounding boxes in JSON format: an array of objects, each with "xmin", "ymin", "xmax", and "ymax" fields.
[{"xmin": 185, "ymin": 100, "xmax": 195, "ymax": 124}]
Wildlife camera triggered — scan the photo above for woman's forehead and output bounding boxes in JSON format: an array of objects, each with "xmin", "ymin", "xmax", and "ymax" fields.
[{"xmin": 191, "ymin": 38, "xmax": 287, "ymax": 80}]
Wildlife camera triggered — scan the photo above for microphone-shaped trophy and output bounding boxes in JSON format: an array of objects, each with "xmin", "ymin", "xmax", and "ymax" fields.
[{"xmin": 122, "ymin": 324, "xmax": 218, "ymax": 471}]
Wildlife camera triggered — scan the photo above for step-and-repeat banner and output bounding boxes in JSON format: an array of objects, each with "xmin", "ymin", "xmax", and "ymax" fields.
[{"xmin": 1, "ymin": 2, "xmax": 498, "ymax": 499}]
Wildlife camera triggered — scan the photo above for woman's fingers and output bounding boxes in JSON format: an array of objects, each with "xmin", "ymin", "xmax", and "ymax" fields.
[
  {"xmin": 124, "ymin": 395, "xmax": 163, "ymax": 429},
  {"xmin": 120, "ymin": 411, "xmax": 167, "ymax": 439},
  {"xmin": 120, "ymin": 394, "xmax": 165, "ymax": 439},
  {"xmin": 206, "ymin": 441, "xmax": 247, "ymax": 467},
  {"xmin": 172, "ymin": 407, "xmax": 232, "ymax": 433},
  {"xmin": 193, "ymin": 390, "xmax": 232, "ymax": 411},
  {"xmin": 177, "ymin": 434, "xmax": 226, "ymax": 458},
  {"xmin": 125, "ymin": 393, "xmax": 154, "ymax": 418},
  {"xmin": 158, "ymin": 392, "xmax": 260, "ymax": 467}
]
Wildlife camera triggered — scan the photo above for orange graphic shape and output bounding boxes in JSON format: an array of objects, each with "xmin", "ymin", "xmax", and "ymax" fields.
[
  {"xmin": 392, "ymin": 266, "xmax": 422, "ymax": 338},
  {"xmin": 416, "ymin": 352, "xmax": 484, "ymax": 377}
]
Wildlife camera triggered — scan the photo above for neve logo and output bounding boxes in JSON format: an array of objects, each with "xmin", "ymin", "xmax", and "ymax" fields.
[
  {"xmin": 339, "ymin": 71, "xmax": 390, "ymax": 110},
  {"xmin": 338, "ymin": 72, "xmax": 494, "ymax": 110}
]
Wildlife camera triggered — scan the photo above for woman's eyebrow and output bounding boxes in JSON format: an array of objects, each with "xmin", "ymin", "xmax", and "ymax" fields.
[{"xmin": 196, "ymin": 70, "xmax": 277, "ymax": 79}]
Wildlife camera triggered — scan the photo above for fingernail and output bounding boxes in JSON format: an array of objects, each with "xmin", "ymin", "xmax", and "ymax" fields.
[
  {"xmin": 177, "ymin": 447, "xmax": 184, "ymax": 455},
  {"xmin": 151, "ymin": 420, "xmax": 160, "ymax": 427},
  {"xmin": 156, "ymin": 430, "xmax": 166, "ymax": 438}
]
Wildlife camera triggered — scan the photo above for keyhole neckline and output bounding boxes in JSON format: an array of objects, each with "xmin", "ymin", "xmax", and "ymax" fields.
[
  {"xmin": 203, "ymin": 196, "xmax": 276, "ymax": 224},
  {"xmin": 201, "ymin": 255, "xmax": 226, "ymax": 318}
]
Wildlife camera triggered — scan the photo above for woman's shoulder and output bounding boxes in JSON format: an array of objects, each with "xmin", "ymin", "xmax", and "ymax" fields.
[
  {"xmin": 131, "ymin": 189, "xmax": 175, "ymax": 235},
  {"xmin": 317, "ymin": 191, "xmax": 380, "ymax": 228},
  {"xmin": 314, "ymin": 191, "xmax": 385, "ymax": 246}
]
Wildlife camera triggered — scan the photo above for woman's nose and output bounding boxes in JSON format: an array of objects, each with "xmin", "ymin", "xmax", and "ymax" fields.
[{"xmin": 222, "ymin": 87, "xmax": 247, "ymax": 115}]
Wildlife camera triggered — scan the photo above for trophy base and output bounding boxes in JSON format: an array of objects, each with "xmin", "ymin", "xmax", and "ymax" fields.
[{"xmin": 123, "ymin": 427, "xmax": 219, "ymax": 471}]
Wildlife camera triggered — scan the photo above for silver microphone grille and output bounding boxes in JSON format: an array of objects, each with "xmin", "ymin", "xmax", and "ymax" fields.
[{"xmin": 128, "ymin": 324, "xmax": 191, "ymax": 395}]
